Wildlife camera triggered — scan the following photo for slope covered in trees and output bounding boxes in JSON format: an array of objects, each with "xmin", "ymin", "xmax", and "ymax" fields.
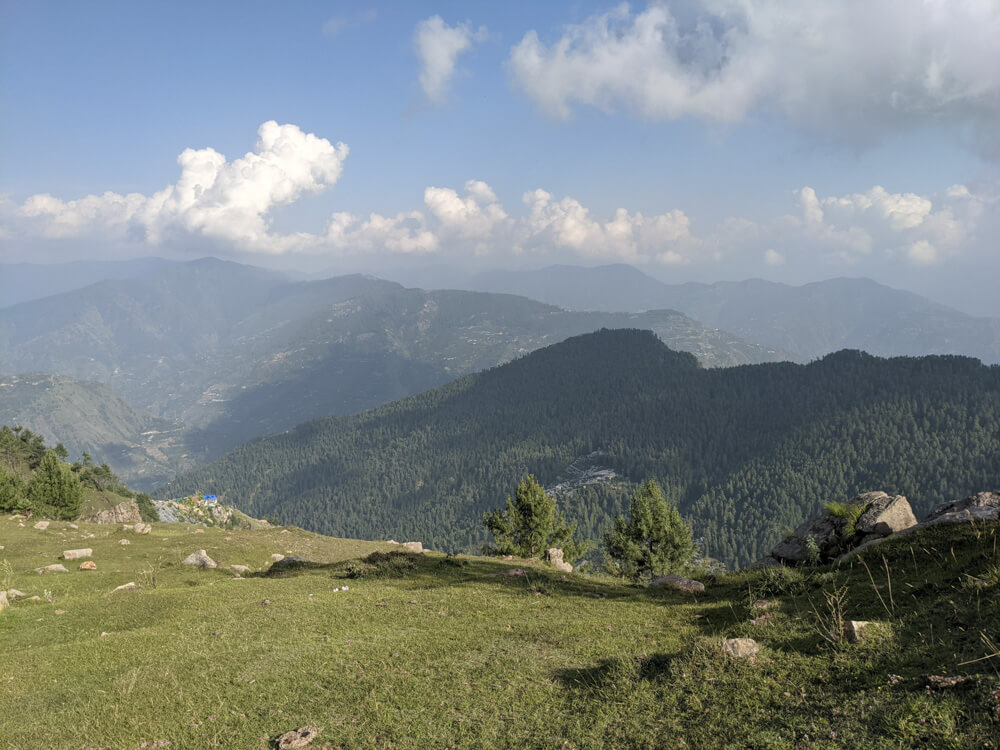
[{"xmin": 160, "ymin": 329, "xmax": 1000, "ymax": 566}]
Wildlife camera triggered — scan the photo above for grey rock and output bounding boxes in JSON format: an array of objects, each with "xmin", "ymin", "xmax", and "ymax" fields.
[
  {"xmin": 545, "ymin": 548, "xmax": 573, "ymax": 573},
  {"xmin": 650, "ymin": 573, "xmax": 705, "ymax": 592},
  {"xmin": 181, "ymin": 549, "xmax": 217, "ymax": 568},
  {"xmin": 62, "ymin": 548, "xmax": 93, "ymax": 560},
  {"xmin": 855, "ymin": 492, "xmax": 916, "ymax": 536},
  {"xmin": 921, "ymin": 491, "xmax": 1000, "ymax": 526},
  {"xmin": 36, "ymin": 564, "xmax": 68, "ymax": 574},
  {"xmin": 723, "ymin": 638, "xmax": 760, "ymax": 659},
  {"xmin": 844, "ymin": 620, "xmax": 872, "ymax": 643},
  {"xmin": 269, "ymin": 556, "xmax": 312, "ymax": 570}
]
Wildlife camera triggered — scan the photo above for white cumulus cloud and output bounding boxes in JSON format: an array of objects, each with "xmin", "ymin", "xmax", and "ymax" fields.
[
  {"xmin": 413, "ymin": 16, "xmax": 487, "ymax": 103},
  {"xmin": 509, "ymin": 1, "xmax": 1000, "ymax": 154}
]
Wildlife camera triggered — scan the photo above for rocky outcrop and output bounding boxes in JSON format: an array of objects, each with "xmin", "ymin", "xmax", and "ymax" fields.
[
  {"xmin": 920, "ymin": 491, "xmax": 999, "ymax": 526},
  {"xmin": 761, "ymin": 492, "xmax": 917, "ymax": 566},
  {"xmin": 545, "ymin": 548, "xmax": 573, "ymax": 573},
  {"xmin": 82, "ymin": 500, "xmax": 141, "ymax": 525},
  {"xmin": 650, "ymin": 573, "xmax": 705, "ymax": 592}
]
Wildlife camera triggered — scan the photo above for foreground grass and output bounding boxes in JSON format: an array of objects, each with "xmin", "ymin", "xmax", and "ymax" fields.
[{"xmin": 1, "ymin": 517, "xmax": 999, "ymax": 749}]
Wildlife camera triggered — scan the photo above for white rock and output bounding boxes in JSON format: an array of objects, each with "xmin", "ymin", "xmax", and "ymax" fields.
[
  {"xmin": 112, "ymin": 582, "xmax": 137, "ymax": 593},
  {"xmin": 401, "ymin": 541, "xmax": 423, "ymax": 553},
  {"xmin": 6, "ymin": 589, "xmax": 26, "ymax": 601},
  {"xmin": 230, "ymin": 564, "xmax": 250, "ymax": 573},
  {"xmin": 68, "ymin": 524, "xmax": 78, "ymax": 529},
  {"xmin": 844, "ymin": 620, "xmax": 872, "ymax": 643},
  {"xmin": 0, "ymin": 590, "xmax": 8, "ymax": 611},
  {"xmin": 33, "ymin": 521, "xmax": 50, "ymax": 530},
  {"xmin": 119, "ymin": 539, "xmax": 130, "ymax": 546},
  {"xmin": 271, "ymin": 553, "xmax": 285, "ymax": 562}
]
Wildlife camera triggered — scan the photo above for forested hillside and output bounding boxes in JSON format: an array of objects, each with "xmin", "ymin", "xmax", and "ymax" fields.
[
  {"xmin": 161, "ymin": 329, "xmax": 1000, "ymax": 566},
  {"xmin": 0, "ymin": 258, "xmax": 785, "ymax": 471}
]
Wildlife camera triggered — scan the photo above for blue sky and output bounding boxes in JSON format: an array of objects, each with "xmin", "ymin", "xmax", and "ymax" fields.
[{"xmin": 1, "ymin": 1, "xmax": 998, "ymax": 308}]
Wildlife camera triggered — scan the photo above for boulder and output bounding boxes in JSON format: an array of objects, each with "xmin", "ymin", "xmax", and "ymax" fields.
[
  {"xmin": 650, "ymin": 573, "xmax": 705, "ymax": 593},
  {"xmin": 6, "ymin": 589, "xmax": 26, "ymax": 601},
  {"xmin": 921, "ymin": 491, "xmax": 1000, "ymax": 526},
  {"xmin": 0, "ymin": 590, "xmax": 8, "ymax": 611},
  {"xmin": 276, "ymin": 726, "xmax": 320, "ymax": 749},
  {"xmin": 545, "ymin": 548, "xmax": 573, "ymax": 573},
  {"xmin": 33, "ymin": 520, "xmax": 50, "ymax": 530},
  {"xmin": 181, "ymin": 549, "xmax": 217, "ymax": 568},
  {"xmin": 855, "ymin": 492, "xmax": 916, "ymax": 537},
  {"xmin": 62, "ymin": 548, "xmax": 93, "ymax": 560},
  {"xmin": 771, "ymin": 514, "xmax": 839, "ymax": 563},
  {"xmin": 269, "ymin": 556, "xmax": 312, "ymax": 570},
  {"xmin": 844, "ymin": 620, "xmax": 871, "ymax": 643},
  {"xmin": 78, "ymin": 561, "xmax": 97, "ymax": 570},
  {"xmin": 723, "ymin": 638, "xmax": 760, "ymax": 659},
  {"xmin": 36, "ymin": 564, "xmax": 68, "ymax": 574},
  {"xmin": 401, "ymin": 541, "xmax": 423, "ymax": 553},
  {"xmin": 133, "ymin": 522, "xmax": 152, "ymax": 534},
  {"xmin": 112, "ymin": 582, "xmax": 137, "ymax": 593},
  {"xmin": 82, "ymin": 500, "xmax": 141, "ymax": 525}
]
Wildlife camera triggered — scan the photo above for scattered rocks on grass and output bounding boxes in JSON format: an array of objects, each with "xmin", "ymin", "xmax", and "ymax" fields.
[
  {"xmin": 33, "ymin": 521, "xmax": 49, "ymax": 530},
  {"xmin": 78, "ymin": 561, "xmax": 97, "ymax": 571},
  {"xmin": 650, "ymin": 573, "xmax": 705, "ymax": 592},
  {"xmin": 723, "ymin": 638, "xmax": 760, "ymax": 659},
  {"xmin": 36, "ymin": 564, "xmax": 68, "ymax": 574},
  {"xmin": 545, "ymin": 548, "xmax": 573, "ymax": 573},
  {"xmin": 276, "ymin": 726, "xmax": 320, "ymax": 749},
  {"xmin": 182, "ymin": 549, "xmax": 218, "ymax": 568},
  {"xmin": 62, "ymin": 548, "xmax": 93, "ymax": 560},
  {"xmin": 112, "ymin": 582, "xmax": 137, "ymax": 593}
]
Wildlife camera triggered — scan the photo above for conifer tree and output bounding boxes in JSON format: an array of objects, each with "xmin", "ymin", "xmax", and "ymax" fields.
[
  {"xmin": 27, "ymin": 450, "xmax": 83, "ymax": 520},
  {"xmin": 483, "ymin": 475, "xmax": 583, "ymax": 561}
]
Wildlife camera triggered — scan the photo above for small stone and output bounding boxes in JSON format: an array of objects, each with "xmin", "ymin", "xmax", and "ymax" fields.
[
  {"xmin": 844, "ymin": 620, "xmax": 872, "ymax": 643},
  {"xmin": 650, "ymin": 573, "xmax": 705, "ymax": 593},
  {"xmin": 54, "ymin": 609, "xmax": 66, "ymax": 615},
  {"xmin": 0, "ymin": 590, "xmax": 8, "ymax": 611},
  {"xmin": 78, "ymin": 561, "xmax": 97, "ymax": 571},
  {"xmin": 33, "ymin": 520, "xmax": 50, "ymax": 530},
  {"xmin": 750, "ymin": 613, "xmax": 775, "ymax": 626},
  {"xmin": 100, "ymin": 631, "xmax": 110, "ymax": 637},
  {"xmin": 182, "ymin": 549, "xmax": 217, "ymax": 568},
  {"xmin": 119, "ymin": 539, "xmax": 131, "ymax": 546},
  {"xmin": 723, "ymin": 638, "xmax": 760, "ymax": 659},
  {"xmin": 271, "ymin": 553, "xmax": 285, "ymax": 562},
  {"xmin": 133, "ymin": 522, "xmax": 152, "ymax": 534},
  {"xmin": 261, "ymin": 599, "xmax": 271, "ymax": 606},
  {"xmin": 112, "ymin": 582, "xmax": 138, "ymax": 593},
  {"xmin": 751, "ymin": 599, "xmax": 773, "ymax": 610},
  {"xmin": 386, "ymin": 539, "xmax": 399, "ymax": 545},
  {"xmin": 276, "ymin": 726, "xmax": 320, "ymax": 749},
  {"xmin": 193, "ymin": 528, "xmax": 205, "ymax": 534},
  {"xmin": 68, "ymin": 524, "xmax": 78, "ymax": 529},
  {"xmin": 280, "ymin": 529, "xmax": 290, "ymax": 534},
  {"xmin": 36, "ymin": 564, "xmax": 68, "ymax": 574},
  {"xmin": 62, "ymin": 548, "xmax": 93, "ymax": 560},
  {"xmin": 230, "ymin": 565, "xmax": 249, "ymax": 573}
]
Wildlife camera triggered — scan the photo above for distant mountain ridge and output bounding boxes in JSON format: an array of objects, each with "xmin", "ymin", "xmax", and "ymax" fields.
[
  {"xmin": 161, "ymin": 329, "xmax": 1000, "ymax": 567},
  {"xmin": 0, "ymin": 259, "xmax": 784, "ymax": 481},
  {"xmin": 0, "ymin": 257, "xmax": 179, "ymax": 308},
  {"xmin": 470, "ymin": 265, "xmax": 1000, "ymax": 364}
]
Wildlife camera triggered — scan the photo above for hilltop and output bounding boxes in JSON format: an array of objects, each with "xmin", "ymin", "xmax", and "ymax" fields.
[
  {"xmin": 1, "ymin": 504, "xmax": 998, "ymax": 747},
  {"xmin": 162, "ymin": 328, "xmax": 1000, "ymax": 567}
]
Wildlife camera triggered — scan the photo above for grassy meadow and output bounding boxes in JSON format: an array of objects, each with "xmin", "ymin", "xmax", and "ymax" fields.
[{"xmin": 1, "ymin": 515, "xmax": 999, "ymax": 749}]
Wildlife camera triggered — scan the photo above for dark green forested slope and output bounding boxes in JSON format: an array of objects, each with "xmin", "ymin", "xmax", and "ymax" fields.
[{"xmin": 159, "ymin": 329, "xmax": 1000, "ymax": 566}]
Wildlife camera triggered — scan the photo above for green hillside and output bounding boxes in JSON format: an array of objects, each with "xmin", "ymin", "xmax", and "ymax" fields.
[
  {"xmin": 1, "ymin": 511, "xmax": 998, "ymax": 748},
  {"xmin": 160, "ymin": 329, "xmax": 1000, "ymax": 567}
]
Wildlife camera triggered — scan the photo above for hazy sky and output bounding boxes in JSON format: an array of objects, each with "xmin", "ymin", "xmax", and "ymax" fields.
[{"xmin": 1, "ymin": 1, "xmax": 998, "ymax": 306}]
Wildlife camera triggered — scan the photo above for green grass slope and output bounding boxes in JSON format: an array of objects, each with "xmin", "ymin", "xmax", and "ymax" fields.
[{"xmin": 1, "ymin": 515, "xmax": 998, "ymax": 748}]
